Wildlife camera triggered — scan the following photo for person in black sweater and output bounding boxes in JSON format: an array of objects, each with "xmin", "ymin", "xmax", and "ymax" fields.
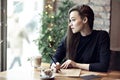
[{"xmin": 50, "ymin": 4, "xmax": 110, "ymax": 72}]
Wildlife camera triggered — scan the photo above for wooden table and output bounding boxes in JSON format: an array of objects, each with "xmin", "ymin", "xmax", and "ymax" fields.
[{"xmin": 0, "ymin": 63, "xmax": 120, "ymax": 80}]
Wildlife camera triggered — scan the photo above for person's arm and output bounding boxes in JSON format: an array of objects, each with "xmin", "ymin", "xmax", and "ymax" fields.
[
  {"xmin": 75, "ymin": 63, "xmax": 89, "ymax": 70},
  {"xmin": 22, "ymin": 29, "xmax": 30, "ymax": 43},
  {"xmin": 50, "ymin": 37, "xmax": 66, "ymax": 72},
  {"xmin": 89, "ymin": 31, "xmax": 110, "ymax": 72},
  {"xmin": 52, "ymin": 37, "xmax": 66, "ymax": 63},
  {"xmin": 61, "ymin": 59, "xmax": 90, "ymax": 70}
]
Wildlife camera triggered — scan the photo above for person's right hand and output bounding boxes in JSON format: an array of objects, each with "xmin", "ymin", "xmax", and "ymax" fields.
[{"xmin": 50, "ymin": 62, "xmax": 61, "ymax": 73}]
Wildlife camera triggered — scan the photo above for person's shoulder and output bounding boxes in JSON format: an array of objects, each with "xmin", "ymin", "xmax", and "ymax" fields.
[
  {"xmin": 93, "ymin": 30, "xmax": 110, "ymax": 40},
  {"xmin": 94, "ymin": 30, "xmax": 109, "ymax": 36}
]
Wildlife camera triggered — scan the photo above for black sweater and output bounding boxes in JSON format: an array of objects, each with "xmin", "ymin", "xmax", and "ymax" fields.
[{"xmin": 53, "ymin": 30, "xmax": 110, "ymax": 72}]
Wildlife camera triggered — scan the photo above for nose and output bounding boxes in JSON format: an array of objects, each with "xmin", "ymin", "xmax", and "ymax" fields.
[{"xmin": 69, "ymin": 22, "xmax": 73, "ymax": 27}]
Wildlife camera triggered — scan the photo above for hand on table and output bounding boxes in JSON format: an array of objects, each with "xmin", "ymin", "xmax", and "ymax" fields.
[
  {"xmin": 50, "ymin": 62, "xmax": 61, "ymax": 73},
  {"xmin": 51, "ymin": 60, "xmax": 77, "ymax": 73},
  {"xmin": 61, "ymin": 59, "xmax": 76, "ymax": 69}
]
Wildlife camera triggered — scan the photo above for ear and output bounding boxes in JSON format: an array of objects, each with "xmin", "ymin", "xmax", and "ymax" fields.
[{"xmin": 83, "ymin": 17, "xmax": 88, "ymax": 23}]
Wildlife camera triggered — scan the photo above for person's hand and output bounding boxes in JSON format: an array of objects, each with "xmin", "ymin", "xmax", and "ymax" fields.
[
  {"xmin": 60, "ymin": 59, "xmax": 76, "ymax": 69},
  {"xmin": 50, "ymin": 62, "xmax": 61, "ymax": 73}
]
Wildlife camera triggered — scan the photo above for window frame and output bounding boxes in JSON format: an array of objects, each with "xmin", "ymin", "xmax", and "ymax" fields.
[{"xmin": 0, "ymin": 0, "xmax": 7, "ymax": 71}]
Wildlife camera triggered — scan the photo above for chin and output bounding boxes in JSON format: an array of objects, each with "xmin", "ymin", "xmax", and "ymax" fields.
[{"xmin": 72, "ymin": 30, "xmax": 78, "ymax": 34}]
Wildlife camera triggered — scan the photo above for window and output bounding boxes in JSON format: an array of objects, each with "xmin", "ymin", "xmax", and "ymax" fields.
[{"xmin": 7, "ymin": 0, "xmax": 44, "ymax": 70}]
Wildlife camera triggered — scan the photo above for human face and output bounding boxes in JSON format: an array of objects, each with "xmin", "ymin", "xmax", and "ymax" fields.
[{"xmin": 69, "ymin": 11, "xmax": 84, "ymax": 33}]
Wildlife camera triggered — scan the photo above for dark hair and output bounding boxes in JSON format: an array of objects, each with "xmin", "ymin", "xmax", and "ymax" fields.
[
  {"xmin": 69, "ymin": 5, "xmax": 94, "ymax": 29},
  {"xmin": 66, "ymin": 5, "xmax": 94, "ymax": 60}
]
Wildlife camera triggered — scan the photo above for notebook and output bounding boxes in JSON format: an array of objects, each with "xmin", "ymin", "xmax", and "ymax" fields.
[{"xmin": 54, "ymin": 69, "xmax": 81, "ymax": 77}]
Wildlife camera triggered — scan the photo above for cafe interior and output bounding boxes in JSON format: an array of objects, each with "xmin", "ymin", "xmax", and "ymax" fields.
[{"xmin": 0, "ymin": 0, "xmax": 120, "ymax": 80}]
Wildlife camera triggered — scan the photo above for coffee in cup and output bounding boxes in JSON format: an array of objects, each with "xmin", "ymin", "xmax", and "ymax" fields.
[{"xmin": 31, "ymin": 56, "xmax": 42, "ymax": 68}]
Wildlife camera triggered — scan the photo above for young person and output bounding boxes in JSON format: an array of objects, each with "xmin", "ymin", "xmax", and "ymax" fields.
[{"xmin": 51, "ymin": 4, "xmax": 110, "ymax": 72}]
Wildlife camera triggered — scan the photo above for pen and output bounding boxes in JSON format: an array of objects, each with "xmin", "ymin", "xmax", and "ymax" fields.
[
  {"xmin": 49, "ymin": 54, "xmax": 56, "ymax": 64},
  {"xmin": 49, "ymin": 54, "xmax": 61, "ymax": 72}
]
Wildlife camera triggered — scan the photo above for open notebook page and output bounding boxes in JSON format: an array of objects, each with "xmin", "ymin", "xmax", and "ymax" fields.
[{"xmin": 54, "ymin": 69, "xmax": 81, "ymax": 77}]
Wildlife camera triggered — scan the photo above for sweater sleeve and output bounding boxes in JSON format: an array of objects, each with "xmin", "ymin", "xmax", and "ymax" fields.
[
  {"xmin": 89, "ymin": 31, "xmax": 111, "ymax": 72},
  {"xmin": 53, "ymin": 37, "xmax": 66, "ymax": 63}
]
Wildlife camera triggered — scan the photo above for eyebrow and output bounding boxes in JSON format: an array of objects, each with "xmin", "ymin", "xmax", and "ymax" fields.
[{"xmin": 70, "ymin": 17, "xmax": 76, "ymax": 19}]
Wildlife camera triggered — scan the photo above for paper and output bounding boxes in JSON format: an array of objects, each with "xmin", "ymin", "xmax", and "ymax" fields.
[{"xmin": 54, "ymin": 69, "xmax": 81, "ymax": 77}]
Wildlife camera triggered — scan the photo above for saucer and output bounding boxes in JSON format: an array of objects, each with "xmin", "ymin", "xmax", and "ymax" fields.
[{"xmin": 40, "ymin": 75, "xmax": 54, "ymax": 80}]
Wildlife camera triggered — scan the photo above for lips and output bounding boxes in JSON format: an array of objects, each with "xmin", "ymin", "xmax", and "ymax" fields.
[
  {"xmin": 71, "ymin": 26, "xmax": 74, "ymax": 29},
  {"xmin": 71, "ymin": 28, "xmax": 74, "ymax": 30}
]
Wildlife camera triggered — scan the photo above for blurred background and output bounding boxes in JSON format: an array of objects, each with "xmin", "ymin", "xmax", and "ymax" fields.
[{"xmin": 7, "ymin": 0, "xmax": 43, "ymax": 70}]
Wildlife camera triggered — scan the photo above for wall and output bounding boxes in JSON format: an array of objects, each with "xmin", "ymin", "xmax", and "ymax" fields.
[
  {"xmin": 110, "ymin": 0, "xmax": 120, "ymax": 51},
  {"xmin": 109, "ymin": 0, "xmax": 120, "ymax": 70}
]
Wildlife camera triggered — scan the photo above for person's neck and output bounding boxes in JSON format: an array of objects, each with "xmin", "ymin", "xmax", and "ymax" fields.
[{"xmin": 80, "ymin": 26, "xmax": 92, "ymax": 36}]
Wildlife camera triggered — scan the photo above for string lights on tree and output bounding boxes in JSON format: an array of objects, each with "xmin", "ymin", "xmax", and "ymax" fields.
[
  {"xmin": 44, "ymin": 0, "xmax": 56, "ymax": 14},
  {"xmin": 36, "ymin": 0, "xmax": 74, "ymax": 62}
]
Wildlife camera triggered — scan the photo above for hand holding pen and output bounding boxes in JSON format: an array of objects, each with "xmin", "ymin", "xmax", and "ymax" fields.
[{"xmin": 49, "ymin": 54, "xmax": 61, "ymax": 73}]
